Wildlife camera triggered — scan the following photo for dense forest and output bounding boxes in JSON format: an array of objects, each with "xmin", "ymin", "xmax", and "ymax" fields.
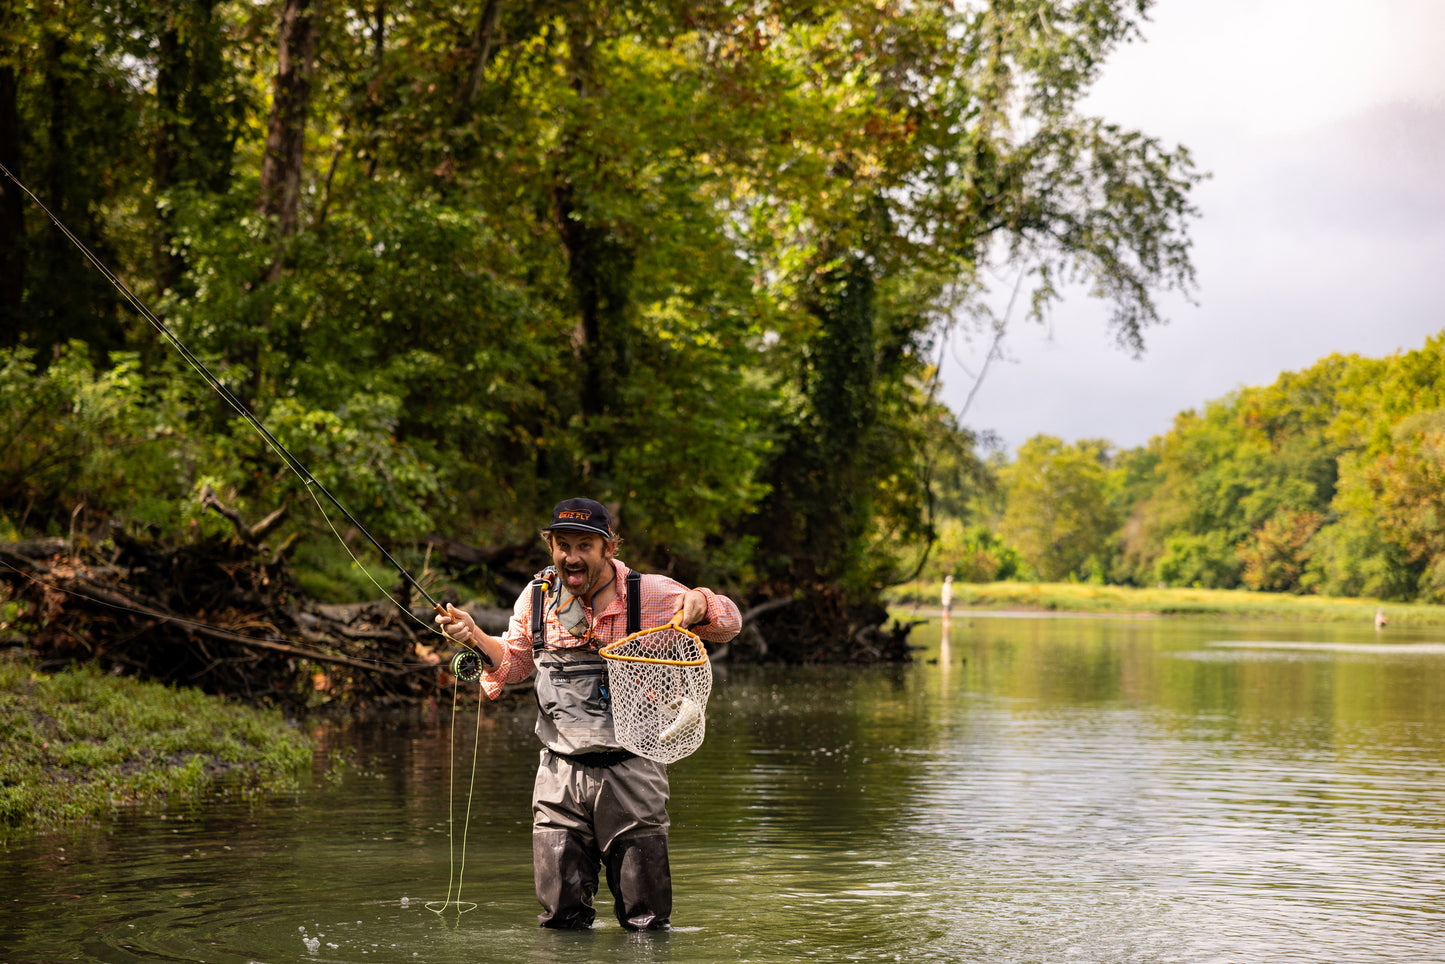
[
  {"xmin": 0, "ymin": 0, "xmax": 1201, "ymax": 653},
  {"xmin": 924, "ymin": 332, "xmax": 1445, "ymax": 603}
]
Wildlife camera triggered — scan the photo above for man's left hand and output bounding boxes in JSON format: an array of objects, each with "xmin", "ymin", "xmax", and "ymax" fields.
[{"xmin": 673, "ymin": 589, "xmax": 708, "ymax": 628}]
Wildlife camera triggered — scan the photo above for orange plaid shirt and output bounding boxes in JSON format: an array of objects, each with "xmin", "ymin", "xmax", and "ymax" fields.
[{"xmin": 478, "ymin": 558, "xmax": 741, "ymax": 700}]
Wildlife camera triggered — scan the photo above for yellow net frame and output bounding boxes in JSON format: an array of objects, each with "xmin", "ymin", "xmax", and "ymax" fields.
[{"xmin": 599, "ymin": 624, "xmax": 710, "ymax": 666}]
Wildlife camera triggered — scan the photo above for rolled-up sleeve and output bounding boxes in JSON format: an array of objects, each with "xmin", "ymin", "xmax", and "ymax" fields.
[
  {"xmin": 479, "ymin": 593, "xmax": 539, "ymax": 700},
  {"xmin": 693, "ymin": 586, "xmax": 742, "ymax": 644}
]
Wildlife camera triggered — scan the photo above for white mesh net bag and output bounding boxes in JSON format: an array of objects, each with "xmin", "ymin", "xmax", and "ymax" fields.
[{"xmin": 600, "ymin": 625, "xmax": 712, "ymax": 764}]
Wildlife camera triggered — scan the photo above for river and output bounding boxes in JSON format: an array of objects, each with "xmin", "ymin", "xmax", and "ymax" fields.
[{"xmin": 4, "ymin": 613, "xmax": 1445, "ymax": 963}]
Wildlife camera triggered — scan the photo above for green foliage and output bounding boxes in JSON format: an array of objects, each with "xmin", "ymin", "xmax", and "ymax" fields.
[
  {"xmin": 1154, "ymin": 531, "xmax": 1242, "ymax": 589},
  {"xmin": 1238, "ymin": 508, "xmax": 1324, "ymax": 593},
  {"xmin": 928, "ymin": 521, "xmax": 1032, "ymax": 583},
  {"xmin": 1302, "ymin": 515, "xmax": 1413, "ymax": 601},
  {"xmin": 0, "ymin": 0, "xmax": 145, "ymax": 357},
  {"xmin": 289, "ymin": 536, "xmax": 414, "ymax": 604},
  {"xmin": 957, "ymin": 333, "xmax": 1445, "ymax": 601},
  {"xmin": 999, "ymin": 435, "xmax": 1117, "ymax": 582},
  {"xmin": 1311, "ymin": 337, "xmax": 1445, "ymax": 599},
  {"xmin": 894, "ymin": 330, "xmax": 1442, "ymax": 605},
  {"xmin": 0, "ymin": 343, "xmax": 206, "ymax": 533},
  {"xmin": 1112, "ymin": 355, "xmax": 1353, "ymax": 590}
]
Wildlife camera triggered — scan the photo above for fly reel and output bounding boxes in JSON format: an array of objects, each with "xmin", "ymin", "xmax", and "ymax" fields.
[{"xmin": 449, "ymin": 650, "xmax": 483, "ymax": 682}]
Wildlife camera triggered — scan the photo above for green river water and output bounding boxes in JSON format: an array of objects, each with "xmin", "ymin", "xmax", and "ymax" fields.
[{"xmin": 4, "ymin": 613, "xmax": 1445, "ymax": 963}]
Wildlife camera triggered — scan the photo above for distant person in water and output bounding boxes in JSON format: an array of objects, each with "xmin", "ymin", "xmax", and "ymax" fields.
[
  {"xmin": 434, "ymin": 498, "xmax": 741, "ymax": 930},
  {"xmin": 941, "ymin": 574, "xmax": 954, "ymax": 615}
]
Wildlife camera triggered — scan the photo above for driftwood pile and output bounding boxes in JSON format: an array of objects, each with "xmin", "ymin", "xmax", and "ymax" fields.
[{"xmin": 0, "ymin": 526, "xmax": 513, "ymax": 708}]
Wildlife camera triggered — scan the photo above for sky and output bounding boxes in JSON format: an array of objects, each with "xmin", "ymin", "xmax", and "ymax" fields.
[{"xmin": 940, "ymin": 0, "xmax": 1445, "ymax": 453}]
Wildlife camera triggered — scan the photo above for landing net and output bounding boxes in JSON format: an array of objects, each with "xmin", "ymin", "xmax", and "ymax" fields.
[{"xmin": 600, "ymin": 625, "xmax": 712, "ymax": 764}]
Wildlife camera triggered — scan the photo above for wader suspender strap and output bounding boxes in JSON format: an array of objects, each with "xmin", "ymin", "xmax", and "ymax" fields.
[
  {"xmin": 531, "ymin": 576, "xmax": 547, "ymax": 652},
  {"xmin": 627, "ymin": 570, "xmax": 641, "ymax": 636},
  {"xmin": 530, "ymin": 568, "xmax": 640, "ymax": 650}
]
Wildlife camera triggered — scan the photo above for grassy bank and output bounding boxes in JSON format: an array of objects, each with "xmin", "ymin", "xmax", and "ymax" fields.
[
  {"xmin": 885, "ymin": 580, "xmax": 1445, "ymax": 626},
  {"xmin": 0, "ymin": 654, "xmax": 312, "ymax": 840}
]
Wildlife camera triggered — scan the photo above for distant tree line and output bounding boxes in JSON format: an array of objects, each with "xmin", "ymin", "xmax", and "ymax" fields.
[
  {"xmin": 923, "ymin": 333, "xmax": 1445, "ymax": 602},
  {"xmin": 0, "ymin": 1, "xmax": 1198, "ymax": 622}
]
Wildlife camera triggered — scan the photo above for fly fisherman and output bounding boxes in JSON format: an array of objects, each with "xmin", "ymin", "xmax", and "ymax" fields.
[{"xmin": 435, "ymin": 498, "xmax": 741, "ymax": 930}]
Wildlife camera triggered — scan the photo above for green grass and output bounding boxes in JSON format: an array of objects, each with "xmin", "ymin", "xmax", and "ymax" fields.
[
  {"xmin": 885, "ymin": 580, "xmax": 1445, "ymax": 625},
  {"xmin": 0, "ymin": 655, "xmax": 312, "ymax": 839}
]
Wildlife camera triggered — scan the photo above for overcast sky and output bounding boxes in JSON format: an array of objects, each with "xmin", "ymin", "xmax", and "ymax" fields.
[{"xmin": 941, "ymin": 0, "xmax": 1445, "ymax": 453}]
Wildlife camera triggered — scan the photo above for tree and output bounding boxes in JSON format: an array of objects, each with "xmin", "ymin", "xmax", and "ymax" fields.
[
  {"xmin": 726, "ymin": 0, "xmax": 1200, "ymax": 604},
  {"xmin": 1, "ymin": 0, "xmax": 143, "ymax": 360},
  {"xmin": 1238, "ymin": 508, "xmax": 1324, "ymax": 593},
  {"xmin": 1355, "ymin": 412, "xmax": 1445, "ymax": 600},
  {"xmin": 1118, "ymin": 355, "xmax": 1352, "ymax": 591},
  {"xmin": 0, "ymin": 34, "xmax": 20, "ymax": 318},
  {"xmin": 999, "ymin": 435, "xmax": 1115, "ymax": 581},
  {"xmin": 258, "ymin": 0, "xmax": 318, "ymax": 247},
  {"xmin": 152, "ymin": 0, "xmax": 247, "ymax": 293}
]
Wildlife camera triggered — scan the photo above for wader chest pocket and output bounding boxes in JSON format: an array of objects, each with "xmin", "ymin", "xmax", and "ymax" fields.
[{"xmin": 535, "ymin": 655, "xmax": 612, "ymax": 729}]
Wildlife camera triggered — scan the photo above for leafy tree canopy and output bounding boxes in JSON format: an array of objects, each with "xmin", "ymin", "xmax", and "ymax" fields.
[{"xmin": 2, "ymin": 0, "xmax": 1201, "ymax": 614}]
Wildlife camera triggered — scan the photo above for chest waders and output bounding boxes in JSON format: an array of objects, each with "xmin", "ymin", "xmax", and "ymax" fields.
[
  {"xmin": 529, "ymin": 568, "xmax": 673, "ymax": 931},
  {"xmin": 530, "ymin": 569, "xmax": 643, "ymax": 762}
]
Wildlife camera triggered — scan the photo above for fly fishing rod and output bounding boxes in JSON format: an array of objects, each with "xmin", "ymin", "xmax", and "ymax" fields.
[{"xmin": 0, "ymin": 161, "xmax": 488, "ymax": 664}]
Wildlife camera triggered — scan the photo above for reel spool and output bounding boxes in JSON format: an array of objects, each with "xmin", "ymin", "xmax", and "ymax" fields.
[{"xmin": 449, "ymin": 650, "xmax": 483, "ymax": 682}]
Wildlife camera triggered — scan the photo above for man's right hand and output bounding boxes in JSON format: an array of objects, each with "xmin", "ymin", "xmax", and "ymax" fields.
[{"xmin": 435, "ymin": 604, "xmax": 478, "ymax": 644}]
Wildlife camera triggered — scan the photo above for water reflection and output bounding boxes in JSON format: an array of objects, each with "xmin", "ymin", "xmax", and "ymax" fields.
[{"xmin": 4, "ymin": 615, "xmax": 1445, "ymax": 962}]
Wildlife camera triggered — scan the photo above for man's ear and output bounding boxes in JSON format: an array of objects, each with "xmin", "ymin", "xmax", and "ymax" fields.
[{"xmin": 604, "ymin": 539, "xmax": 618, "ymax": 560}]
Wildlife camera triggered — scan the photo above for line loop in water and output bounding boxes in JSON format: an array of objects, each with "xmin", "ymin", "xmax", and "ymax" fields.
[{"xmin": 427, "ymin": 675, "xmax": 484, "ymax": 922}]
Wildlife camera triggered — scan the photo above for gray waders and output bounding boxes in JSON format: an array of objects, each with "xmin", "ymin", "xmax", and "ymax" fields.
[{"xmin": 529, "ymin": 570, "xmax": 673, "ymax": 931}]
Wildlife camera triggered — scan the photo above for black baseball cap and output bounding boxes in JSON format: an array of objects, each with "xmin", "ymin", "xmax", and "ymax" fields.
[{"xmin": 544, "ymin": 497, "xmax": 613, "ymax": 538}]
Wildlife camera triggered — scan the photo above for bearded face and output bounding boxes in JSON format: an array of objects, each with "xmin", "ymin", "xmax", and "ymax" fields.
[{"xmin": 548, "ymin": 531, "xmax": 616, "ymax": 598}]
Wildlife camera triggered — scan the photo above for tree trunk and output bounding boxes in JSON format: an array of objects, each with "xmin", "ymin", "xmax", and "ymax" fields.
[
  {"xmin": 551, "ymin": 180, "xmax": 634, "ymax": 481},
  {"xmin": 751, "ymin": 254, "xmax": 878, "ymax": 588},
  {"xmin": 153, "ymin": 20, "xmax": 183, "ymax": 294},
  {"xmin": 371, "ymin": 0, "xmax": 385, "ymax": 63},
  {"xmin": 251, "ymin": 0, "xmax": 319, "ymax": 398},
  {"xmin": 460, "ymin": 0, "xmax": 502, "ymax": 108},
  {"xmin": 548, "ymin": 15, "xmax": 634, "ymax": 484},
  {"xmin": 258, "ymin": 0, "xmax": 318, "ymax": 249},
  {"xmin": 0, "ymin": 63, "xmax": 23, "ymax": 331}
]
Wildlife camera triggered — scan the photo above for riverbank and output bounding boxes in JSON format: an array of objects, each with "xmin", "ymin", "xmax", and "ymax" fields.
[
  {"xmin": 885, "ymin": 581, "xmax": 1445, "ymax": 625},
  {"xmin": 0, "ymin": 653, "xmax": 312, "ymax": 840}
]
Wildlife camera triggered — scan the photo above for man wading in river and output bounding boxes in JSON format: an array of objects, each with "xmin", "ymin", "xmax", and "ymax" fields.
[{"xmin": 435, "ymin": 498, "xmax": 741, "ymax": 930}]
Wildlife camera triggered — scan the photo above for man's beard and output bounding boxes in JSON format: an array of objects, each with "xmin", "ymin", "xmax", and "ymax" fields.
[{"xmin": 560, "ymin": 557, "xmax": 607, "ymax": 597}]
